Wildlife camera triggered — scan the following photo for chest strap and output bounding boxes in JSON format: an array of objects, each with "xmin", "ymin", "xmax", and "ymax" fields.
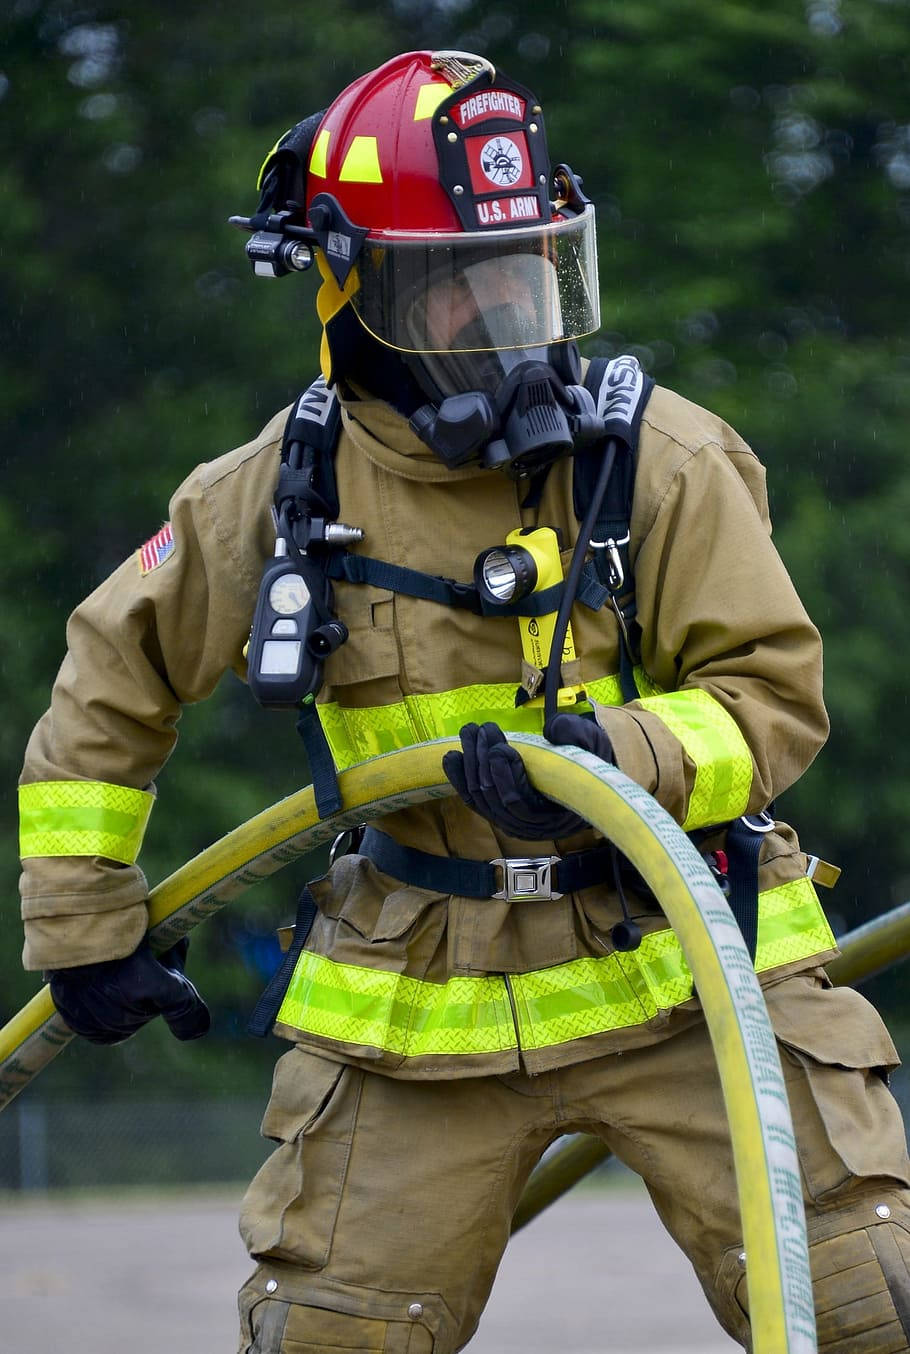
[
  {"xmin": 324, "ymin": 551, "xmax": 610, "ymax": 617},
  {"xmin": 361, "ymin": 827, "xmax": 614, "ymax": 901}
]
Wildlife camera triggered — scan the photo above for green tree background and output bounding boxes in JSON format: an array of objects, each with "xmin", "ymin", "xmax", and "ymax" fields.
[{"xmin": 2, "ymin": 0, "xmax": 909, "ymax": 1111}]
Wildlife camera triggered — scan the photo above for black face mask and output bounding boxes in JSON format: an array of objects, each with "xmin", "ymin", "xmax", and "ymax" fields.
[{"xmin": 406, "ymin": 338, "xmax": 604, "ymax": 477}]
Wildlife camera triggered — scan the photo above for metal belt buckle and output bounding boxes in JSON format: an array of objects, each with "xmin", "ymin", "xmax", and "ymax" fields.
[{"xmin": 491, "ymin": 856, "xmax": 563, "ymax": 902}]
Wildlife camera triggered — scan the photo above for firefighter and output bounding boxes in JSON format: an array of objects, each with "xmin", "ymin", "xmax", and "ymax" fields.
[{"xmin": 19, "ymin": 50, "xmax": 910, "ymax": 1353}]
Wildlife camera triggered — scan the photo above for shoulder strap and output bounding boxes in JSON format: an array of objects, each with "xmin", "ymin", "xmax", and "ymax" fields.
[
  {"xmin": 574, "ymin": 355, "xmax": 653, "ymax": 549},
  {"xmin": 574, "ymin": 356, "xmax": 654, "ymax": 702},
  {"xmin": 276, "ymin": 375, "xmax": 342, "ymax": 528}
]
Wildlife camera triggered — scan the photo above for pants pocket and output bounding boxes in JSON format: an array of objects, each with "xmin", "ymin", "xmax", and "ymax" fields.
[
  {"xmin": 239, "ymin": 1047, "xmax": 362, "ymax": 1267},
  {"xmin": 238, "ymin": 1270, "xmax": 444, "ymax": 1354},
  {"xmin": 768, "ymin": 977, "xmax": 910, "ymax": 1203}
]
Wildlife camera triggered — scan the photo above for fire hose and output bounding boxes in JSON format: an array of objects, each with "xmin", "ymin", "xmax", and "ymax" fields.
[{"xmin": 2, "ymin": 733, "xmax": 878, "ymax": 1352}]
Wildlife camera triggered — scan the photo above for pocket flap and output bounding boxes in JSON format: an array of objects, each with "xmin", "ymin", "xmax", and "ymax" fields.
[
  {"xmin": 372, "ymin": 885, "xmax": 443, "ymax": 940},
  {"xmin": 310, "ymin": 857, "xmax": 443, "ymax": 941},
  {"xmin": 260, "ymin": 1047, "xmax": 348, "ymax": 1143},
  {"xmin": 766, "ymin": 974, "xmax": 901, "ymax": 1071},
  {"xmin": 324, "ymin": 624, "xmax": 400, "ymax": 686}
]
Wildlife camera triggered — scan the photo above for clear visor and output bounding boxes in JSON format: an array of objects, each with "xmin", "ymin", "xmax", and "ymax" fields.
[{"xmin": 348, "ymin": 205, "xmax": 600, "ymax": 355}]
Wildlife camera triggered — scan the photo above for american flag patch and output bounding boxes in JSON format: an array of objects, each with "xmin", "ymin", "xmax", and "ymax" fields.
[{"xmin": 138, "ymin": 523, "xmax": 175, "ymax": 575}]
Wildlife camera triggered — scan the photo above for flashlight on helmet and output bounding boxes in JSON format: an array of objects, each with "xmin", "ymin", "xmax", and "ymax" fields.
[{"xmin": 474, "ymin": 527, "xmax": 584, "ymax": 708}]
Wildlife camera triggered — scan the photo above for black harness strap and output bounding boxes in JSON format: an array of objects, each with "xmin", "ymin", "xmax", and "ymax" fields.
[
  {"xmin": 275, "ymin": 380, "xmax": 344, "ymax": 817},
  {"xmin": 723, "ymin": 813, "xmax": 775, "ymax": 963},
  {"xmin": 247, "ymin": 883, "xmax": 320, "ymax": 1036},
  {"xmin": 361, "ymin": 827, "xmax": 615, "ymax": 898},
  {"xmin": 324, "ymin": 551, "xmax": 576, "ymax": 618},
  {"xmin": 577, "ymin": 357, "xmax": 654, "ymax": 703}
]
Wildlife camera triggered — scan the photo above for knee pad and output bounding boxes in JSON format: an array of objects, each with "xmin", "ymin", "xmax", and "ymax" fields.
[
  {"xmin": 808, "ymin": 1190, "xmax": 910, "ymax": 1352},
  {"xmin": 711, "ymin": 1189, "xmax": 910, "ymax": 1353},
  {"xmin": 238, "ymin": 1267, "xmax": 446, "ymax": 1353}
]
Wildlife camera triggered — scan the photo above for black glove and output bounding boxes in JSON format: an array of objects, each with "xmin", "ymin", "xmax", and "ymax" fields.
[
  {"xmin": 543, "ymin": 711, "xmax": 615, "ymax": 764},
  {"xmin": 48, "ymin": 936, "xmax": 210, "ymax": 1046},
  {"xmin": 443, "ymin": 721, "xmax": 589, "ymax": 840}
]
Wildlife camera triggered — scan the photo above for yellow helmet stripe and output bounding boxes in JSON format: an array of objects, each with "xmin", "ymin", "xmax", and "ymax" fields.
[
  {"xmin": 309, "ymin": 127, "xmax": 331, "ymax": 179},
  {"xmin": 338, "ymin": 135, "xmax": 383, "ymax": 184},
  {"xmin": 256, "ymin": 127, "xmax": 293, "ymax": 192},
  {"xmin": 413, "ymin": 80, "xmax": 453, "ymax": 121}
]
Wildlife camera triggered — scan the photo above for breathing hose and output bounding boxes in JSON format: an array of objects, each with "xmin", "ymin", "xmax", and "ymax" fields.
[{"xmin": 0, "ymin": 735, "xmax": 817, "ymax": 1352}]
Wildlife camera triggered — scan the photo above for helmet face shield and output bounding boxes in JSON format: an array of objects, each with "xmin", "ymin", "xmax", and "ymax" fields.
[{"xmin": 348, "ymin": 205, "xmax": 600, "ymax": 361}]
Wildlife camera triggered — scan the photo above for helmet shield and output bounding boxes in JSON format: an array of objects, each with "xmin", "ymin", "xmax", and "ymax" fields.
[{"xmin": 348, "ymin": 205, "xmax": 600, "ymax": 361}]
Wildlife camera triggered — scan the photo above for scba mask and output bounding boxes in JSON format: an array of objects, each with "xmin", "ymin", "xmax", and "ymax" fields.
[
  {"xmin": 351, "ymin": 211, "xmax": 603, "ymax": 475},
  {"xmin": 408, "ymin": 341, "xmax": 602, "ymax": 475}
]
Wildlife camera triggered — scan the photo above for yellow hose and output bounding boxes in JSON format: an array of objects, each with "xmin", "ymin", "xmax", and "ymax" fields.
[{"xmin": 0, "ymin": 736, "xmax": 816, "ymax": 1352}]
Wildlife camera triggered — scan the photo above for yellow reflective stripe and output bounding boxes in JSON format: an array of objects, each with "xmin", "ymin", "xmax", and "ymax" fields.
[
  {"xmin": 338, "ymin": 135, "xmax": 383, "ymax": 184},
  {"xmin": 582, "ymin": 675, "xmax": 624, "ymax": 706},
  {"xmin": 18, "ymin": 780, "xmax": 154, "ymax": 864},
  {"xmin": 276, "ymin": 951, "xmax": 517, "ymax": 1057},
  {"xmin": 754, "ymin": 875, "xmax": 836, "ymax": 973},
  {"xmin": 256, "ymin": 127, "xmax": 292, "ymax": 190},
  {"xmin": 511, "ymin": 928, "xmax": 694, "ymax": 1050},
  {"xmin": 586, "ymin": 667, "xmax": 665, "ymax": 708},
  {"xmin": 318, "ymin": 666, "xmax": 669, "ymax": 772},
  {"xmin": 318, "ymin": 672, "xmax": 667, "ymax": 772},
  {"xmin": 277, "ymin": 878, "xmax": 833, "ymax": 1058},
  {"xmin": 636, "ymin": 688, "xmax": 753, "ymax": 830},
  {"xmin": 318, "ymin": 682, "xmax": 552, "ymax": 771},
  {"xmin": 633, "ymin": 667, "xmax": 664, "ymax": 698},
  {"xmin": 413, "ymin": 81, "xmax": 453, "ymax": 120},
  {"xmin": 309, "ymin": 127, "xmax": 330, "ymax": 179}
]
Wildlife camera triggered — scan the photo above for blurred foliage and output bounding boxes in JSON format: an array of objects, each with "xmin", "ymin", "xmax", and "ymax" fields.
[{"xmin": 2, "ymin": 0, "xmax": 910, "ymax": 1101}]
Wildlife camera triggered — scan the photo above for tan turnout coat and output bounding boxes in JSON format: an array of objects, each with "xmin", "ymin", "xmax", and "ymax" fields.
[{"xmin": 20, "ymin": 382, "xmax": 837, "ymax": 1075}]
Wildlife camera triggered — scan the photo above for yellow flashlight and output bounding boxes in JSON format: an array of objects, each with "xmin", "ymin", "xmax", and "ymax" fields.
[{"xmin": 474, "ymin": 527, "xmax": 583, "ymax": 707}]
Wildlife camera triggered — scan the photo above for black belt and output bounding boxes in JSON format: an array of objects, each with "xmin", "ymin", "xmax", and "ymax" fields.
[{"xmin": 360, "ymin": 827, "xmax": 614, "ymax": 901}]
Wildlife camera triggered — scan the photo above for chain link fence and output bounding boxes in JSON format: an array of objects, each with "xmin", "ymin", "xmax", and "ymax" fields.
[
  {"xmin": 0, "ymin": 1097, "xmax": 271, "ymax": 1192},
  {"xmin": 3, "ymin": 1065, "xmax": 909, "ymax": 1195}
]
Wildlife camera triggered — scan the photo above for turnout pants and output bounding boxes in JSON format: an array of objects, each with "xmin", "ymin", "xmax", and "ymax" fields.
[{"xmin": 237, "ymin": 972, "xmax": 910, "ymax": 1352}]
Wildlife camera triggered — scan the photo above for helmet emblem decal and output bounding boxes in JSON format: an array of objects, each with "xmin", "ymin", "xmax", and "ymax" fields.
[
  {"xmin": 479, "ymin": 136, "xmax": 523, "ymax": 187},
  {"xmin": 433, "ymin": 67, "xmax": 551, "ymax": 231}
]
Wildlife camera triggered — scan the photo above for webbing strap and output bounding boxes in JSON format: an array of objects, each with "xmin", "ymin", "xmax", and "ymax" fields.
[
  {"xmin": 247, "ymin": 884, "xmax": 319, "ymax": 1037},
  {"xmin": 296, "ymin": 700, "xmax": 342, "ymax": 819},
  {"xmin": 18, "ymin": 780, "xmax": 154, "ymax": 864},
  {"xmin": 724, "ymin": 815, "xmax": 772, "ymax": 962},
  {"xmin": 278, "ymin": 378, "xmax": 342, "ymax": 521},
  {"xmin": 326, "ymin": 552, "xmax": 572, "ymax": 618},
  {"xmin": 576, "ymin": 356, "xmax": 655, "ymax": 701},
  {"xmin": 361, "ymin": 827, "xmax": 614, "ymax": 898}
]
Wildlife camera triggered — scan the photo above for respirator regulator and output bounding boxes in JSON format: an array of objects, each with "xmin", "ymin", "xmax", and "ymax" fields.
[{"xmin": 408, "ymin": 340, "xmax": 605, "ymax": 478}]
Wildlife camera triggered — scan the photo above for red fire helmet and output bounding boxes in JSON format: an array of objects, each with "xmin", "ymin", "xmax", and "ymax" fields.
[{"xmin": 258, "ymin": 51, "xmax": 601, "ymax": 358}]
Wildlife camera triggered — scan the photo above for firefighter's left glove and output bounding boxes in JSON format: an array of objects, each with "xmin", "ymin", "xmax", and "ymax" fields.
[
  {"xmin": 47, "ymin": 936, "xmax": 210, "ymax": 1046},
  {"xmin": 443, "ymin": 721, "xmax": 589, "ymax": 840},
  {"xmin": 543, "ymin": 711, "xmax": 615, "ymax": 765}
]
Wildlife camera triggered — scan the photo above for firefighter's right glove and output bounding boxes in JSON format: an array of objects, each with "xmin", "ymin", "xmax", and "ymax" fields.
[
  {"xmin": 47, "ymin": 936, "xmax": 210, "ymax": 1046},
  {"xmin": 442, "ymin": 721, "xmax": 589, "ymax": 839}
]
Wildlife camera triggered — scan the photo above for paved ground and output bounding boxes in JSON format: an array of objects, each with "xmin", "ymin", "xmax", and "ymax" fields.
[{"xmin": 0, "ymin": 1180, "xmax": 739, "ymax": 1353}]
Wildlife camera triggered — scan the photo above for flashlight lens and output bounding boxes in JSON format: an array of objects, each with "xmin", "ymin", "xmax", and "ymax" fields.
[
  {"xmin": 481, "ymin": 549, "xmax": 519, "ymax": 602},
  {"xmin": 475, "ymin": 545, "xmax": 538, "ymax": 604}
]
